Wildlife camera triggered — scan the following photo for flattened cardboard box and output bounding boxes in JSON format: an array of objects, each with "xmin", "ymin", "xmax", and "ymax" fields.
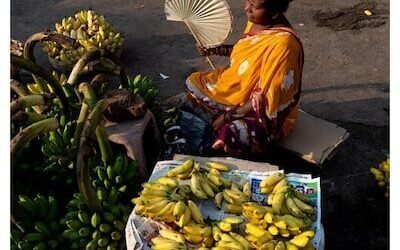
[{"xmin": 279, "ymin": 110, "xmax": 349, "ymax": 165}]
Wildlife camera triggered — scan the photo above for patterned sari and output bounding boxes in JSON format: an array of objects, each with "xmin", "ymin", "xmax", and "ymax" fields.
[{"xmin": 185, "ymin": 22, "xmax": 304, "ymax": 154}]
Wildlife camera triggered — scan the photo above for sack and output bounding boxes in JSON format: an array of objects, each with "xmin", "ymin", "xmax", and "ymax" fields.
[{"xmin": 163, "ymin": 110, "xmax": 215, "ymax": 158}]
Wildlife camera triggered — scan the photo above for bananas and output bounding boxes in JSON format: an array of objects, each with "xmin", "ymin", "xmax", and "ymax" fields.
[
  {"xmin": 370, "ymin": 157, "xmax": 390, "ymax": 197},
  {"xmin": 133, "ymin": 161, "xmax": 319, "ymax": 250},
  {"xmin": 127, "ymin": 74, "xmax": 160, "ymax": 109},
  {"xmin": 43, "ymin": 10, "xmax": 124, "ymax": 64},
  {"xmin": 11, "ymin": 194, "xmax": 62, "ymax": 250}
]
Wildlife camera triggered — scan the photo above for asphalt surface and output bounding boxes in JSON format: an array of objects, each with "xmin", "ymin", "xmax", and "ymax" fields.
[{"xmin": 11, "ymin": 0, "xmax": 390, "ymax": 249}]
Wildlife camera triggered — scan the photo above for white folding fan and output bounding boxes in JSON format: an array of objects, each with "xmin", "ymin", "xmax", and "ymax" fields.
[{"xmin": 165, "ymin": 0, "xmax": 233, "ymax": 69}]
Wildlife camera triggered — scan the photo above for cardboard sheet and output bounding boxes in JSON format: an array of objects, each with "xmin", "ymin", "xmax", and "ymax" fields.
[
  {"xmin": 173, "ymin": 154, "xmax": 279, "ymax": 172},
  {"xmin": 279, "ymin": 110, "xmax": 349, "ymax": 164}
]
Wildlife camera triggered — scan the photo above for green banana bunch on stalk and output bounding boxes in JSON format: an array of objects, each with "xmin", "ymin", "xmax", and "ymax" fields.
[
  {"xmin": 370, "ymin": 157, "xmax": 390, "ymax": 197},
  {"xmin": 43, "ymin": 9, "xmax": 124, "ymax": 65},
  {"xmin": 93, "ymin": 152, "xmax": 139, "ymax": 202},
  {"xmin": 127, "ymin": 74, "xmax": 160, "ymax": 108},
  {"xmin": 60, "ymin": 191, "xmax": 129, "ymax": 249},
  {"xmin": 12, "ymin": 194, "xmax": 61, "ymax": 250}
]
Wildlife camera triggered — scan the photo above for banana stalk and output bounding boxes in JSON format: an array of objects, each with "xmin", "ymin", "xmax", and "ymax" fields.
[
  {"xmin": 78, "ymin": 82, "xmax": 97, "ymax": 109},
  {"xmin": 76, "ymin": 100, "xmax": 105, "ymax": 212},
  {"xmin": 11, "ymin": 117, "xmax": 59, "ymax": 156},
  {"xmin": 78, "ymin": 81, "xmax": 113, "ymax": 165},
  {"xmin": 95, "ymin": 124, "xmax": 113, "ymax": 166},
  {"xmin": 11, "ymin": 55, "xmax": 70, "ymax": 115},
  {"xmin": 11, "ymin": 94, "xmax": 53, "ymax": 114},
  {"xmin": 70, "ymin": 102, "xmax": 89, "ymax": 154},
  {"xmin": 10, "ymin": 79, "xmax": 29, "ymax": 97},
  {"xmin": 11, "ymin": 111, "xmax": 47, "ymax": 123},
  {"xmin": 23, "ymin": 32, "xmax": 75, "ymax": 93},
  {"xmin": 67, "ymin": 49, "xmax": 102, "ymax": 87},
  {"xmin": 82, "ymin": 59, "xmax": 121, "ymax": 75}
]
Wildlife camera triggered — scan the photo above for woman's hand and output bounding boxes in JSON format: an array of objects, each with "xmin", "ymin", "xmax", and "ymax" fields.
[
  {"xmin": 212, "ymin": 109, "xmax": 236, "ymax": 131},
  {"xmin": 212, "ymin": 113, "xmax": 226, "ymax": 131}
]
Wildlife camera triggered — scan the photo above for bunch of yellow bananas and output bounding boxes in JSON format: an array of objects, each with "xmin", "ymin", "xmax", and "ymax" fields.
[
  {"xmin": 42, "ymin": 9, "xmax": 124, "ymax": 65},
  {"xmin": 214, "ymin": 182, "xmax": 251, "ymax": 215},
  {"xmin": 259, "ymin": 173, "xmax": 316, "ymax": 221},
  {"xmin": 370, "ymin": 157, "xmax": 390, "ymax": 197},
  {"xmin": 132, "ymin": 177, "xmax": 191, "ymax": 223}
]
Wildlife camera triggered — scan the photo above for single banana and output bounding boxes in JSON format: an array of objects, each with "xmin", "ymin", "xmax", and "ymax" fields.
[
  {"xmin": 184, "ymin": 232, "xmax": 203, "ymax": 244},
  {"xmin": 159, "ymin": 228, "xmax": 185, "ymax": 244},
  {"xmin": 230, "ymin": 232, "xmax": 250, "ymax": 250},
  {"xmin": 285, "ymin": 241, "xmax": 299, "ymax": 250},
  {"xmin": 267, "ymin": 225, "xmax": 279, "ymax": 236},
  {"xmin": 285, "ymin": 196, "xmax": 307, "ymax": 218},
  {"xmin": 216, "ymin": 221, "xmax": 232, "ymax": 232},
  {"xmin": 291, "ymin": 196, "xmax": 315, "ymax": 215},
  {"xmin": 271, "ymin": 178, "xmax": 288, "ymax": 194},
  {"xmin": 167, "ymin": 159, "xmax": 194, "ymax": 177},
  {"xmin": 214, "ymin": 192, "xmax": 223, "ymax": 209},
  {"xmin": 242, "ymin": 181, "xmax": 252, "ymax": 198},
  {"xmin": 207, "ymin": 162, "xmax": 231, "ymax": 172},
  {"xmin": 245, "ymin": 223, "xmax": 268, "ymax": 238},
  {"xmin": 271, "ymin": 192, "xmax": 286, "ymax": 215},
  {"xmin": 155, "ymin": 177, "xmax": 179, "ymax": 187},
  {"xmin": 259, "ymin": 240, "xmax": 277, "ymax": 250},
  {"xmin": 289, "ymin": 235, "xmax": 309, "ymax": 248},
  {"xmin": 156, "ymin": 201, "xmax": 176, "ymax": 218},
  {"xmin": 187, "ymin": 200, "xmax": 204, "ymax": 224},
  {"xmin": 223, "ymin": 203, "xmax": 243, "ymax": 214},
  {"xmin": 173, "ymin": 201, "xmax": 187, "ymax": 217},
  {"xmin": 259, "ymin": 172, "xmax": 285, "ymax": 189},
  {"xmin": 190, "ymin": 173, "xmax": 209, "ymax": 200},
  {"xmin": 274, "ymin": 240, "xmax": 286, "ymax": 250},
  {"xmin": 176, "ymin": 206, "xmax": 191, "ymax": 228},
  {"xmin": 222, "ymin": 216, "xmax": 243, "ymax": 224},
  {"xmin": 212, "ymin": 225, "xmax": 222, "ymax": 241},
  {"xmin": 151, "ymin": 236, "xmax": 178, "ymax": 245},
  {"xmin": 199, "ymin": 173, "xmax": 216, "ymax": 198},
  {"xmin": 207, "ymin": 173, "xmax": 224, "ymax": 187},
  {"xmin": 216, "ymin": 240, "xmax": 244, "ymax": 250}
]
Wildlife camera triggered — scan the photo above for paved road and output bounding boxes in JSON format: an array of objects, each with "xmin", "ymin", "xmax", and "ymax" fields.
[
  {"xmin": 11, "ymin": 1, "xmax": 390, "ymax": 249},
  {"xmin": 11, "ymin": 0, "xmax": 389, "ymax": 126}
]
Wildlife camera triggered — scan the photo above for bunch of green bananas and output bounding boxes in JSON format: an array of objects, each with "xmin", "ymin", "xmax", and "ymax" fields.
[
  {"xmin": 127, "ymin": 74, "xmax": 160, "ymax": 108},
  {"xmin": 93, "ymin": 152, "xmax": 138, "ymax": 199},
  {"xmin": 370, "ymin": 157, "xmax": 390, "ymax": 197},
  {"xmin": 42, "ymin": 9, "xmax": 124, "ymax": 65},
  {"xmin": 60, "ymin": 192, "xmax": 129, "ymax": 249},
  {"xmin": 12, "ymin": 194, "xmax": 61, "ymax": 250}
]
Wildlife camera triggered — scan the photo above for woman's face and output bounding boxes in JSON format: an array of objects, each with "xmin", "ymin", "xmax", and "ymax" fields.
[{"xmin": 244, "ymin": 0, "xmax": 274, "ymax": 25}]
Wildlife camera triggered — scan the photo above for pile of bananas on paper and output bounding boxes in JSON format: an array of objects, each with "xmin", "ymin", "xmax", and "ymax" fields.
[
  {"xmin": 132, "ymin": 159, "xmax": 318, "ymax": 250},
  {"xmin": 370, "ymin": 157, "xmax": 390, "ymax": 197},
  {"xmin": 42, "ymin": 9, "xmax": 124, "ymax": 65}
]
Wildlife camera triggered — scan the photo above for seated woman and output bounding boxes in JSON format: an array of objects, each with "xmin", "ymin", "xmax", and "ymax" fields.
[{"xmin": 185, "ymin": 0, "xmax": 304, "ymax": 157}]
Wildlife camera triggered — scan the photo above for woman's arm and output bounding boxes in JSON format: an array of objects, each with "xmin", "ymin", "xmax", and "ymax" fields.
[
  {"xmin": 197, "ymin": 44, "xmax": 233, "ymax": 57},
  {"xmin": 212, "ymin": 100, "xmax": 253, "ymax": 130}
]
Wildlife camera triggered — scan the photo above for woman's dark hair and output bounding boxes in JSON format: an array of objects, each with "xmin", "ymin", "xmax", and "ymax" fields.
[{"xmin": 262, "ymin": 0, "xmax": 293, "ymax": 13}]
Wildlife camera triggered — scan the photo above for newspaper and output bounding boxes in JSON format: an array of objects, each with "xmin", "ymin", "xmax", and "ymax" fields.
[{"xmin": 126, "ymin": 160, "xmax": 324, "ymax": 250}]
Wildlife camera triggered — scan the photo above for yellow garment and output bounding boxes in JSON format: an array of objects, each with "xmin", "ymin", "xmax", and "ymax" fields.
[{"xmin": 187, "ymin": 22, "xmax": 304, "ymax": 140}]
